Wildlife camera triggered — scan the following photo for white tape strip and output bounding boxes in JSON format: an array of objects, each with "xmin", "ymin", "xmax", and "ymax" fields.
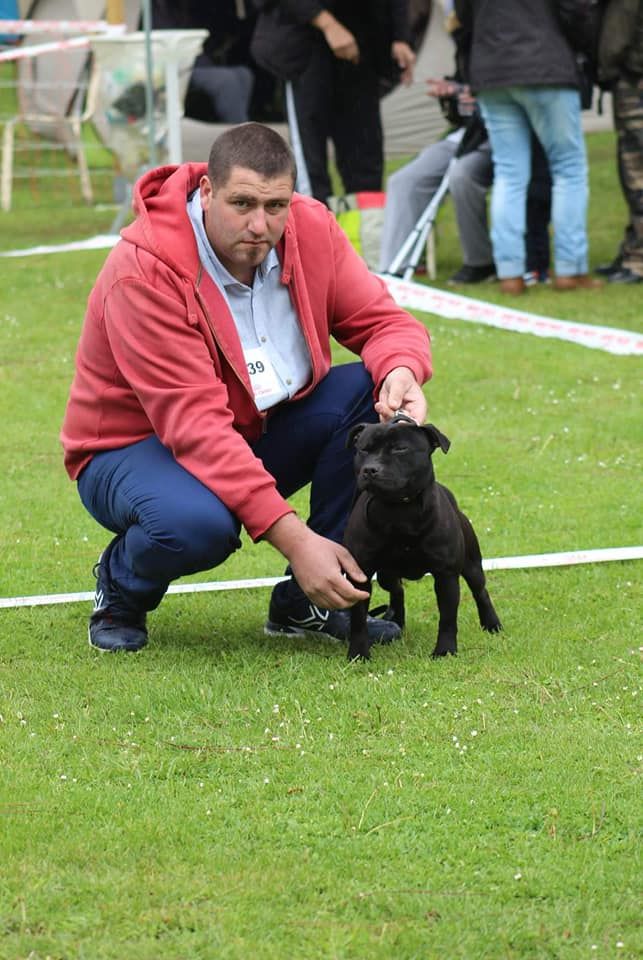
[
  {"xmin": 0, "ymin": 547, "xmax": 640, "ymax": 610},
  {"xmin": 0, "ymin": 234, "xmax": 120, "ymax": 258},
  {"xmin": 0, "ymin": 19, "xmax": 126, "ymax": 35},
  {"xmin": 381, "ymin": 275, "xmax": 643, "ymax": 356}
]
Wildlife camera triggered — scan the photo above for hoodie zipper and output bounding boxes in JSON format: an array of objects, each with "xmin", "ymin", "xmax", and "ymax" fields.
[{"xmin": 187, "ymin": 276, "xmax": 267, "ymax": 427}]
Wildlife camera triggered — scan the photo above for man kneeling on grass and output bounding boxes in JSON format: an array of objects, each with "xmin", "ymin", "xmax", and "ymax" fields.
[{"xmin": 60, "ymin": 122, "xmax": 432, "ymax": 652}]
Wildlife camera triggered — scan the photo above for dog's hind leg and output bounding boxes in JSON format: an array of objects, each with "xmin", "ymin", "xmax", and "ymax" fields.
[
  {"xmin": 460, "ymin": 518, "xmax": 502, "ymax": 634},
  {"xmin": 373, "ymin": 571, "xmax": 405, "ymax": 629},
  {"xmin": 432, "ymin": 574, "xmax": 460, "ymax": 657}
]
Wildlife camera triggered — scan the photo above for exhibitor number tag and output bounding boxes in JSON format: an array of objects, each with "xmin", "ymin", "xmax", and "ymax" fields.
[{"xmin": 244, "ymin": 347, "xmax": 282, "ymax": 405}]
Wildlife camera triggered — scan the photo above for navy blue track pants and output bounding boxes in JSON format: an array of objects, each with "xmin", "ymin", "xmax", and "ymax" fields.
[{"xmin": 77, "ymin": 363, "xmax": 377, "ymax": 612}]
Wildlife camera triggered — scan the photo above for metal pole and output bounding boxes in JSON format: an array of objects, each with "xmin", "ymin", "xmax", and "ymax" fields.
[{"xmin": 285, "ymin": 81, "xmax": 312, "ymax": 196}]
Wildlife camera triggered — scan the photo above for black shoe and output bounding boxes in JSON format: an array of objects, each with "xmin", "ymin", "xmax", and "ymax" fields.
[
  {"xmin": 595, "ymin": 255, "xmax": 623, "ymax": 277},
  {"xmin": 264, "ymin": 579, "xmax": 401, "ymax": 645},
  {"xmin": 89, "ymin": 539, "xmax": 148, "ymax": 652},
  {"xmin": 447, "ymin": 263, "xmax": 496, "ymax": 285},
  {"xmin": 605, "ymin": 266, "xmax": 642, "ymax": 284}
]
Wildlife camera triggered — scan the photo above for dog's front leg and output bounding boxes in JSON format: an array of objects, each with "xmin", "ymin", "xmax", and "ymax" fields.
[
  {"xmin": 348, "ymin": 596, "xmax": 371, "ymax": 661},
  {"xmin": 432, "ymin": 574, "xmax": 460, "ymax": 657}
]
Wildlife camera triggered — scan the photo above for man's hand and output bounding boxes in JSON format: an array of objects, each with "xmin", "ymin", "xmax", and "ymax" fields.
[
  {"xmin": 265, "ymin": 514, "xmax": 370, "ymax": 609},
  {"xmin": 312, "ymin": 10, "xmax": 360, "ymax": 63},
  {"xmin": 392, "ymin": 41, "xmax": 416, "ymax": 86},
  {"xmin": 375, "ymin": 366, "xmax": 427, "ymax": 424}
]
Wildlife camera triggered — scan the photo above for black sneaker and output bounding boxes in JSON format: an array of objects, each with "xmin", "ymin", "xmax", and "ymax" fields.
[
  {"xmin": 605, "ymin": 266, "xmax": 642, "ymax": 284},
  {"xmin": 89, "ymin": 538, "xmax": 148, "ymax": 652},
  {"xmin": 447, "ymin": 263, "xmax": 496, "ymax": 285},
  {"xmin": 264, "ymin": 579, "xmax": 401, "ymax": 645},
  {"xmin": 595, "ymin": 255, "xmax": 622, "ymax": 277}
]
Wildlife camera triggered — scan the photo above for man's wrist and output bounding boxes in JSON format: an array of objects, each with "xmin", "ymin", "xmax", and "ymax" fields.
[{"xmin": 264, "ymin": 512, "xmax": 310, "ymax": 560}]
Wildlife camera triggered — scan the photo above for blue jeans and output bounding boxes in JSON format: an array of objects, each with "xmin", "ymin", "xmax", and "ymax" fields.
[
  {"xmin": 478, "ymin": 87, "xmax": 588, "ymax": 278},
  {"xmin": 77, "ymin": 363, "xmax": 377, "ymax": 612}
]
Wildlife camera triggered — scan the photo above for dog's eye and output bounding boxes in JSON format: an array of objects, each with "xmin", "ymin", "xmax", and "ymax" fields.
[{"xmin": 392, "ymin": 445, "xmax": 409, "ymax": 455}]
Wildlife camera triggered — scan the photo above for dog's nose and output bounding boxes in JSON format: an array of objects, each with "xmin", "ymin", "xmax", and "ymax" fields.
[{"xmin": 361, "ymin": 464, "xmax": 380, "ymax": 478}]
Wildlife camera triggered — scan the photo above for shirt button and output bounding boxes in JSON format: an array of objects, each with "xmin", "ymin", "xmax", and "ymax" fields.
[
  {"xmin": 261, "ymin": 336, "xmax": 267, "ymax": 343},
  {"xmin": 286, "ymin": 378, "xmax": 292, "ymax": 385}
]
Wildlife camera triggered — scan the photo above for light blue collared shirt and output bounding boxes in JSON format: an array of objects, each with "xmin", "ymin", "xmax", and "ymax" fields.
[{"xmin": 187, "ymin": 189, "xmax": 311, "ymax": 411}]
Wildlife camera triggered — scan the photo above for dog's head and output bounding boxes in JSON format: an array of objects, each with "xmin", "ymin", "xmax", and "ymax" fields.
[{"xmin": 347, "ymin": 420, "xmax": 450, "ymax": 501}]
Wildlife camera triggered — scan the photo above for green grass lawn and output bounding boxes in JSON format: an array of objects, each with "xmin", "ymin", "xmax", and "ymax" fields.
[{"xmin": 0, "ymin": 124, "xmax": 641, "ymax": 959}]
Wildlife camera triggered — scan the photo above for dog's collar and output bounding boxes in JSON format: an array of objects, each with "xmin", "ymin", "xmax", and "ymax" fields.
[{"xmin": 390, "ymin": 410, "xmax": 418, "ymax": 426}]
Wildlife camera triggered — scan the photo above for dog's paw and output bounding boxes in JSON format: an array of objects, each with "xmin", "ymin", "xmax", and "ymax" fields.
[
  {"xmin": 431, "ymin": 647, "xmax": 457, "ymax": 659},
  {"xmin": 348, "ymin": 650, "xmax": 371, "ymax": 663},
  {"xmin": 481, "ymin": 616, "xmax": 502, "ymax": 633},
  {"xmin": 431, "ymin": 635, "xmax": 457, "ymax": 658}
]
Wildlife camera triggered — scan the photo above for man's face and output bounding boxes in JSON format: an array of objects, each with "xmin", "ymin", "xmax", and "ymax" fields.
[{"xmin": 200, "ymin": 165, "xmax": 294, "ymax": 284}]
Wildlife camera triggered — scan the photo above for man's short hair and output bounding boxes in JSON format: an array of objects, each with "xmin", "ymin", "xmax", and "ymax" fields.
[{"xmin": 207, "ymin": 122, "xmax": 297, "ymax": 188}]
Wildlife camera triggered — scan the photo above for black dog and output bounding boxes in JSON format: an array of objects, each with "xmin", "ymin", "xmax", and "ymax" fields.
[{"xmin": 343, "ymin": 416, "xmax": 502, "ymax": 661}]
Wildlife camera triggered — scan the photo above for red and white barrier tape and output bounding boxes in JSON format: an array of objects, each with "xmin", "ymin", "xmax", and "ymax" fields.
[
  {"xmin": 0, "ymin": 547, "xmax": 640, "ymax": 610},
  {"xmin": 0, "ymin": 23, "xmax": 126, "ymax": 62},
  {"xmin": 1, "ymin": 35, "xmax": 90, "ymax": 62},
  {"xmin": 381, "ymin": 275, "xmax": 643, "ymax": 356},
  {"xmin": 0, "ymin": 19, "xmax": 126, "ymax": 35}
]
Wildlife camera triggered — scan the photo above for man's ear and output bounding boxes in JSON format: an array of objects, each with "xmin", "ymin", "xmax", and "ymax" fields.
[
  {"xmin": 421, "ymin": 423, "xmax": 451, "ymax": 454},
  {"xmin": 347, "ymin": 423, "xmax": 368, "ymax": 448}
]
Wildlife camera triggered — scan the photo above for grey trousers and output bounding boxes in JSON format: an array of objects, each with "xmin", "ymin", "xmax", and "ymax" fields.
[{"xmin": 379, "ymin": 135, "xmax": 493, "ymax": 273}]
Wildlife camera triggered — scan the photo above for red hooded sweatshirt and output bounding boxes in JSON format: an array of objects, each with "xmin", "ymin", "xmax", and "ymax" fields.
[{"xmin": 61, "ymin": 163, "xmax": 432, "ymax": 541}]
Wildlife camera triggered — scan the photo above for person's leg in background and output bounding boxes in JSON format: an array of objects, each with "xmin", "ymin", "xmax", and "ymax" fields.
[
  {"xmin": 331, "ymin": 58, "xmax": 383, "ymax": 195},
  {"xmin": 607, "ymin": 75, "xmax": 643, "ymax": 283},
  {"xmin": 290, "ymin": 37, "xmax": 336, "ymax": 201},
  {"xmin": 478, "ymin": 88, "xmax": 533, "ymax": 292},
  {"xmin": 187, "ymin": 60, "xmax": 254, "ymax": 123},
  {"xmin": 525, "ymin": 132, "xmax": 552, "ymax": 284},
  {"xmin": 518, "ymin": 86, "xmax": 598, "ymax": 288},
  {"xmin": 379, "ymin": 136, "xmax": 458, "ymax": 273},
  {"xmin": 447, "ymin": 140, "xmax": 495, "ymax": 283}
]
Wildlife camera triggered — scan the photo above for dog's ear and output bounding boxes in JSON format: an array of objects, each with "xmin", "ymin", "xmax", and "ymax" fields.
[
  {"xmin": 347, "ymin": 423, "xmax": 368, "ymax": 448},
  {"xmin": 421, "ymin": 423, "xmax": 451, "ymax": 455}
]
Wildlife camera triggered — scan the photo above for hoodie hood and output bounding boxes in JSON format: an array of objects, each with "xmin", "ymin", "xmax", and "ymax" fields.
[{"xmin": 121, "ymin": 163, "xmax": 206, "ymax": 279}]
